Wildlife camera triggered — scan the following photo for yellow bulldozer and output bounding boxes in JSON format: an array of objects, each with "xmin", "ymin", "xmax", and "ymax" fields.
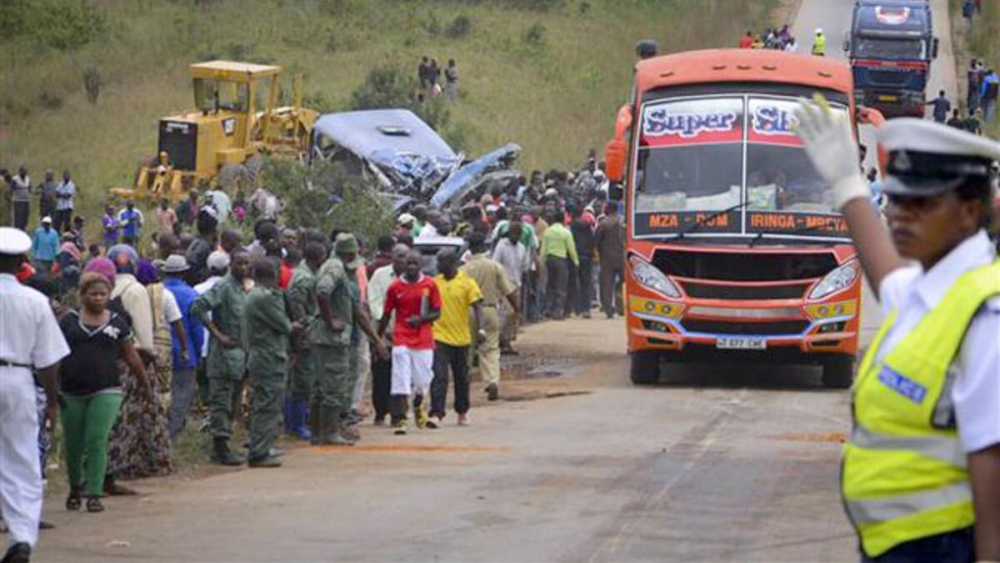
[{"xmin": 111, "ymin": 60, "xmax": 318, "ymax": 201}]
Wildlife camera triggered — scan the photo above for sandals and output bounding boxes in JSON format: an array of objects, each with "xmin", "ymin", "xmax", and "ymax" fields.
[
  {"xmin": 86, "ymin": 497, "xmax": 104, "ymax": 513},
  {"xmin": 65, "ymin": 487, "xmax": 82, "ymax": 511}
]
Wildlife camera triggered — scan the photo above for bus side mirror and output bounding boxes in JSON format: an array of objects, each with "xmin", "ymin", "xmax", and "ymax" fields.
[
  {"xmin": 604, "ymin": 104, "xmax": 633, "ymax": 183},
  {"xmin": 608, "ymin": 183, "xmax": 623, "ymax": 201},
  {"xmin": 932, "ymin": 37, "xmax": 939, "ymax": 59}
]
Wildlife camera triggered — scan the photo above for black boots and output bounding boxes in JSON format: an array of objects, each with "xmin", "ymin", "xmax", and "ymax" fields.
[
  {"xmin": 210, "ymin": 437, "xmax": 246, "ymax": 466},
  {"xmin": 1, "ymin": 543, "xmax": 30, "ymax": 563}
]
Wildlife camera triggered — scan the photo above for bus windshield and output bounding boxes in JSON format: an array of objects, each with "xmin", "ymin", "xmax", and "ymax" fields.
[
  {"xmin": 853, "ymin": 37, "xmax": 925, "ymax": 60},
  {"xmin": 633, "ymin": 95, "xmax": 846, "ymax": 238}
]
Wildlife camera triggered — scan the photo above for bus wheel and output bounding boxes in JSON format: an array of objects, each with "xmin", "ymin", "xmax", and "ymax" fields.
[
  {"xmin": 630, "ymin": 352, "xmax": 661, "ymax": 385},
  {"xmin": 821, "ymin": 356, "xmax": 855, "ymax": 389}
]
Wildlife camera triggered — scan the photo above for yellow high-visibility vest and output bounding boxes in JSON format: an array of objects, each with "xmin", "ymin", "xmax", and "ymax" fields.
[
  {"xmin": 812, "ymin": 34, "xmax": 826, "ymax": 56},
  {"xmin": 843, "ymin": 261, "xmax": 1000, "ymax": 557}
]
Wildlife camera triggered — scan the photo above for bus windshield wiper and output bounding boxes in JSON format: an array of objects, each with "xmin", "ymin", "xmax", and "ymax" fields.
[
  {"xmin": 747, "ymin": 223, "xmax": 841, "ymax": 248},
  {"xmin": 665, "ymin": 200, "xmax": 750, "ymax": 241}
]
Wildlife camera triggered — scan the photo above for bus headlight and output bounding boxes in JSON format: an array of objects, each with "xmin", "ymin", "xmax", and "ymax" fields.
[
  {"xmin": 809, "ymin": 260, "xmax": 860, "ymax": 300},
  {"xmin": 629, "ymin": 256, "xmax": 681, "ymax": 299}
]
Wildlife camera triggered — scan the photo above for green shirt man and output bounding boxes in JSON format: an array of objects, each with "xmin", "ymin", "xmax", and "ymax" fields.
[{"xmin": 191, "ymin": 273, "xmax": 250, "ymax": 379}]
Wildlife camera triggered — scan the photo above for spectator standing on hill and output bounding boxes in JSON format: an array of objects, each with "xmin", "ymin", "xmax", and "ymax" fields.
[
  {"xmin": 54, "ymin": 171, "xmax": 76, "ymax": 234},
  {"xmin": 445, "ymin": 59, "xmax": 459, "ymax": 100},
  {"xmin": 30, "ymin": 216, "xmax": 59, "ymax": 273},
  {"xmin": 418, "ymin": 56, "xmax": 430, "ymax": 90},
  {"xmin": 969, "ymin": 59, "xmax": 983, "ymax": 113},
  {"xmin": 176, "ymin": 191, "xmax": 198, "ymax": 229},
  {"xmin": 428, "ymin": 58, "xmax": 442, "ymax": 96},
  {"xmin": 38, "ymin": 171, "xmax": 57, "ymax": 224},
  {"xmin": 11, "ymin": 167, "xmax": 31, "ymax": 231},
  {"xmin": 155, "ymin": 198, "xmax": 178, "ymax": 236},
  {"xmin": 981, "ymin": 69, "xmax": 999, "ymax": 122},
  {"xmin": 118, "ymin": 200, "xmax": 143, "ymax": 245},
  {"xmin": 102, "ymin": 205, "xmax": 119, "ymax": 249},
  {"xmin": 927, "ymin": 90, "xmax": 951, "ymax": 123}
]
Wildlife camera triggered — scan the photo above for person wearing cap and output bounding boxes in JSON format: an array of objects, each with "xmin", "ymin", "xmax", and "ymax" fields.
[
  {"xmin": 811, "ymin": 28, "xmax": 826, "ymax": 56},
  {"xmin": 30, "ymin": 217, "xmax": 59, "ymax": 274},
  {"xmin": 160, "ymin": 255, "xmax": 203, "ymax": 439},
  {"xmin": 193, "ymin": 250, "xmax": 231, "ymax": 411},
  {"xmin": 313, "ymin": 238, "xmax": 358, "ymax": 445},
  {"xmin": 797, "ymin": 100, "xmax": 1000, "ymax": 561},
  {"xmin": 1, "ymin": 227, "xmax": 68, "ymax": 562},
  {"xmin": 191, "ymin": 249, "xmax": 251, "ymax": 466},
  {"xmin": 244, "ymin": 256, "xmax": 295, "ymax": 468}
]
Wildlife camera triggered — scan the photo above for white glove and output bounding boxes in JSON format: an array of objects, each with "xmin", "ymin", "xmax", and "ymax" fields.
[{"xmin": 795, "ymin": 95, "xmax": 870, "ymax": 210}]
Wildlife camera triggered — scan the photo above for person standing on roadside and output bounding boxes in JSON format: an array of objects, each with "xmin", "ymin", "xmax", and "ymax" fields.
[
  {"xmin": 367, "ymin": 243, "xmax": 409, "ymax": 425},
  {"xmin": 540, "ymin": 209, "xmax": 578, "ymax": 320},
  {"xmin": 797, "ymin": 98, "xmax": 1000, "ymax": 562},
  {"xmin": 492, "ymin": 221, "xmax": 528, "ymax": 354},
  {"xmin": 191, "ymin": 249, "xmax": 251, "ymax": 466},
  {"xmin": 117, "ymin": 200, "xmax": 143, "ymax": 246},
  {"xmin": 155, "ymin": 198, "xmax": 178, "ymax": 237},
  {"xmin": 313, "ymin": 240, "xmax": 356, "ymax": 445},
  {"xmin": 378, "ymin": 249, "xmax": 441, "ymax": 435},
  {"xmin": 30, "ymin": 216, "xmax": 59, "ymax": 274},
  {"xmin": 968, "ymin": 59, "xmax": 983, "ymax": 113},
  {"xmin": 927, "ymin": 90, "xmax": 951, "ymax": 124},
  {"xmin": 462, "ymin": 232, "xmax": 518, "ymax": 402},
  {"xmin": 160, "ymin": 255, "xmax": 203, "ymax": 439},
  {"xmin": 285, "ymin": 241, "xmax": 327, "ymax": 440},
  {"xmin": 739, "ymin": 30, "xmax": 753, "ymax": 49},
  {"xmin": 981, "ymin": 69, "xmax": 999, "ymax": 123},
  {"xmin": 595, "ymin": 202, "xmax": 625, "ymax": 319},
  {"xmin": 244, "ymin": 257, "xmax": 295, "ymax": 468},
  {"xmin": 429, "ymin": 250, "xmax": 484, "ymax": 427},
  {"xmin": 102, "ymin": 205, "xmax": 119, "ymax": 249},
  {"xmin": 811, "ymin": 28, "xmax": 826, "ymax": 56},
  {"xmin": 11, "ymin": 167, "xmax": 31, "ymax": 232},
  {"xmin": 58, "ymin": 272, "xmax": 147, "ymax": 514},
  {"xmin": 0, "ymin": 227, "xmax": 68, "ymax": 563},
  {"xmin": 569, "ymin": 207, "xmax": 596, "ymax": 318}
]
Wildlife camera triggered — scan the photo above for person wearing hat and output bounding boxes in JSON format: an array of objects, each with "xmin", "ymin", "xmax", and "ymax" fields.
[
  {"xmin": 244, "ymin": 256, "xmax": 295, "ymax": 467},
  {"xmin": 30, "ymin": 217, "xmax": 59, "ymax": 274},
  {"xmin": 0, "ymin": 227, "xmax": 69, "ymax": 563},
  {"xmin": 797, "ymin": 100, "xmax": 1000, "ymax": 561},
  {"xmin": 811, "ymin": 28, "xmax": 826, "ymax": 56},
  {"xmin": 160, "ymin": 255, "xmax": 202, "ymax": 439},
  {"xmin": 191, "ymin": 249, "xmax": 252, "ymax": 465},
  {"xmin": 193, "ymin": 250, "xmax": 231, "ymax": 411}
]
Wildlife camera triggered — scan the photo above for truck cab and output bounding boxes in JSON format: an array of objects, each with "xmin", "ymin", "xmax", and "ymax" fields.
[{"xmin": 844, "ymin": 0, "xmax": 937, "ymax": 118}]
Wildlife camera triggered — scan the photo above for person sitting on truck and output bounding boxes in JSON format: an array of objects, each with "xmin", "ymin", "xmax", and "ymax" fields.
[{"xmin": 926, "ymin": 90, "xmax": 951, "ymax": 124}]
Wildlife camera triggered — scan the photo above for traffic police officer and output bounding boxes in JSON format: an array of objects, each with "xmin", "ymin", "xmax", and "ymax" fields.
[
  {"xmin": 797, "ymin": 101, "xmax": 1000, "ymax": 561},
  {"xmin": 0, "ymin": 227, "xmax": 69, "ymax": 563}
]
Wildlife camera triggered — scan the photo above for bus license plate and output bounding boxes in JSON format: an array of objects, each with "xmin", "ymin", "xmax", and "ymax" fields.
[
  {"xmin": 716, "ymin": 337, "xmax": 767, "ymax": 350},
  {"xmin": 878, "ymin": 95, "xmax": 898, "ymax": 102}
]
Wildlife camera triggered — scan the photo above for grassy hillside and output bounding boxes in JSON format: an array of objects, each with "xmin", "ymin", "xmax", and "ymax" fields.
[
  {"xmin": 951, "ymin": 0, "xmax": 999, "ymax": 137},
  {"xmin": 0, "ymin": 0, "xmax": 777, "ymax": 230}
]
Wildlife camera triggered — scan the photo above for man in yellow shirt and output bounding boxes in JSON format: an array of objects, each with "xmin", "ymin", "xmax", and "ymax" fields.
[
  {"xmin": 429, "ymin": 250, "xmax": 485, "ymax": 427},
  {"xmin": 540, "ymin": 209, "xmax": 578, "ymax": 320}
]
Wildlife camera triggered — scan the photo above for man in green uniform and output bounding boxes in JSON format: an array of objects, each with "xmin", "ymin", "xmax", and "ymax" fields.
[
  {"xmin": 245, "ymin": 257, "xmax": 295, "ymax": 468},
  {"xmin": 313, "ymin": 240, "xmax": 355, "ymax": 446},
  {"xmin": 191, "ymin": 249, "xmax": 251, "ymax": 465},
  {"xmin": 285, "ymin": 241, "xmax": 327, "ymax": 441}
]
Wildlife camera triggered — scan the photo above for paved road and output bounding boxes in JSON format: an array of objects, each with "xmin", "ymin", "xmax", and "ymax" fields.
[
  {"xmin": 791, "ymin": 0, "xmax": 958, "ymax": 346},
  {"xmin": 36, "ymin": 318, "xmax": 858, "ymax": 563}
]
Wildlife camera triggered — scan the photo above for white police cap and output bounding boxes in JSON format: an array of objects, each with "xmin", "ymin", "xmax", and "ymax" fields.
[
  {"xmin": 878, "ymin": 118, "xmax": 1000, "ymax": 196},
  {"xmin": 0, "ymin": 227, "xmax": 31, "ymax": 255}
]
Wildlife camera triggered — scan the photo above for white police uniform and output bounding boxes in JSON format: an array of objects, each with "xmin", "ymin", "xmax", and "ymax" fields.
[
  {"xmin": 872, "ymin": 119, "xmax": 1000, "ymax": 456},
  {"xmin": 0, "ymin": 227, "xmax": 68, "ymax": 552},
  {"xmin": 874, "ymin": 119, "xmax": 1000, "ymax": 456}
]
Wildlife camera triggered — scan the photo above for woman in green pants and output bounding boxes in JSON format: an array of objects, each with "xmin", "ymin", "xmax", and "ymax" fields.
[{"xmin": 59, "ymin": 272, "xmax": 148, "ymax": 512}]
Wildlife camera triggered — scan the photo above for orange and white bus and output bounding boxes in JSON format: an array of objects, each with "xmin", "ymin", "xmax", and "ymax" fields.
[{"xmin": 605, "ymin": 49, "xmax": 874, "ymax": 388}]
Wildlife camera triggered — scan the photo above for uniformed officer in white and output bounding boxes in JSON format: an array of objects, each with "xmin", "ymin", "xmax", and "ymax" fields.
[
  {"xmin": 0, "ymin": 227, "xmax": 69, "ymax": 563},
  {"xmin": 797, "ymin": 101, "xmax": 1000, "ymax": 561}
]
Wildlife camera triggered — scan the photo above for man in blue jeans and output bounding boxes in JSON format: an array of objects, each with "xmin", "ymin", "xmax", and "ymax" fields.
[{"xmin": 160, "ymin": 255, "xmax": 203, "ymax": 439}]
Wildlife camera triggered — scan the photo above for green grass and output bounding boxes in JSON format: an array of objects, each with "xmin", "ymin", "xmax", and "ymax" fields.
[
  {"xmin": 950, "ymin": 0, "xmax": 999, "ymax": 137},
  {"xmin": 0, "ymin": 0, "xmax": 776, "ymax": 238}
]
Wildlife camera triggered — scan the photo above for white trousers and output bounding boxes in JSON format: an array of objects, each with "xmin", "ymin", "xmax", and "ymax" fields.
[
  {"xmin": 390, "ymin": 347, "xmax": 433, "ymax": 397},
  {"xmin": 0, "ymin": 368, "xmax": 42, "ymax": 548},
  {"xmin": 351, "ymin": 334, "xmax": 371, "ymax": 411}
]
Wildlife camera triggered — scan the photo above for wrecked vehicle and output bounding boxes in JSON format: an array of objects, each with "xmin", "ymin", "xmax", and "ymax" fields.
[{"xmin": 310, "ymin": 109, "xmax": 520, "ymax": 208}]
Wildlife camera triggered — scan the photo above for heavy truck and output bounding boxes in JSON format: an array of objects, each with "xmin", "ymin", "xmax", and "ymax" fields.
[{"xmin": 111, "ymin": 61, "xmax": 318, "ymax": 201}]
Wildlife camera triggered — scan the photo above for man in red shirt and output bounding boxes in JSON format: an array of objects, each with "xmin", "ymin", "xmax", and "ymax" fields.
[
  {"xmin": 739, "ymin": 31, "xmax": 753, "ymax": 49},
  {"xmin": 378, "ymin": 250, "xmax": 441, "ymax": 435}
]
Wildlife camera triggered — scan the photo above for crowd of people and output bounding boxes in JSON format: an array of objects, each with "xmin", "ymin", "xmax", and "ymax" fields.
[
  {"xmin": 0, "ymin": 149, "xmax": 626, "ymax": 530},
  {"xmin": 417, "ymin": 56, "xmax": 460, "ymax": 100},
  {"xmin": 737, "ymin": 25, "xmax": 816, "ymax": 55}
]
